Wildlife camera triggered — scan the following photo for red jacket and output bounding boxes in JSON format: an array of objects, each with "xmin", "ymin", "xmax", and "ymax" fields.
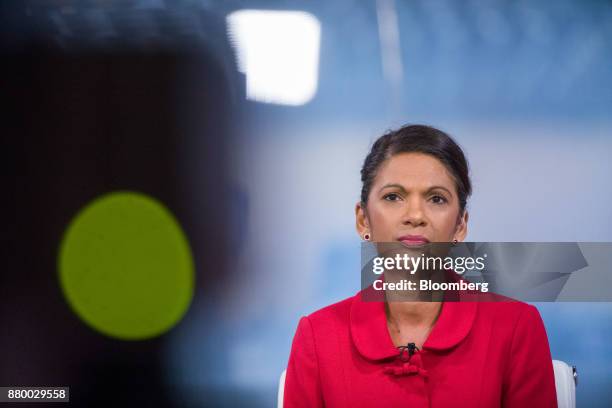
[{"xmin": 284, "ymin": 289, "xmax": 557, "ymax": 407}]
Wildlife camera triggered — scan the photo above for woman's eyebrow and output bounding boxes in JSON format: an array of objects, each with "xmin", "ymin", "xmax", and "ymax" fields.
[
  {"xmin": 378, "ymin": 183, "xmax": 406, "ymax": 193},
  {"xmin": 427, "ymin": 186, "xmax": 453, "ymax": 196},
  {"xmin": 378, "ymin": 183, "xmax": 453, "ymax": 196}
]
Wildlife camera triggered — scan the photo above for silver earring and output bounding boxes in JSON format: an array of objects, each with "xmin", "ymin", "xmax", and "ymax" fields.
[
  {"xmin": 452, "ymin": 239, "xmax": 458, "ymax": 246},
  {"xmin": 363, "ymin": 233, "xmax": 370, "ymax": 241}
]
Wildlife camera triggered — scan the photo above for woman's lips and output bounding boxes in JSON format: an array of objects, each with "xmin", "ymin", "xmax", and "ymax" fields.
[{"xmin": 398, "ymin": 235, "xmax": 430, "ymax": 246}]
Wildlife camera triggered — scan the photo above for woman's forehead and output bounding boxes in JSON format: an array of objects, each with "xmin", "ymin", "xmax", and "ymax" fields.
[{"xmin": 375, "ymin": 152, "xmax": 456, "ymax": 189}]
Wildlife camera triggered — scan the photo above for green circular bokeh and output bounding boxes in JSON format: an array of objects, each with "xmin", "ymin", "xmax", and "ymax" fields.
[{"xmin": 58, "ymin": 191, "xmax": 194, "ymax": 340}]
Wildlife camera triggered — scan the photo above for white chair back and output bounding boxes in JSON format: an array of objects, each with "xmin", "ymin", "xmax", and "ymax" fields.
[
  {"xmin": 553, "ymin": 359, "xmax": 577, "ymax": 408},
  {"xmin": 278, "ymin": 369, "xmax": 286, "ymax": 408}
]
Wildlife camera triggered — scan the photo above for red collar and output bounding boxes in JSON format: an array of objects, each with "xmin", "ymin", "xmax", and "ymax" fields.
[{"xmin": 349, "ymin": 286, "xmax": 478, "ymax": 361}]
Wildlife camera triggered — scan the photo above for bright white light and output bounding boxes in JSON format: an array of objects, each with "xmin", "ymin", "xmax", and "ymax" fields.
[{"xmin": 227, "ymin": 10, "xmax": 321, "ymax": 106}]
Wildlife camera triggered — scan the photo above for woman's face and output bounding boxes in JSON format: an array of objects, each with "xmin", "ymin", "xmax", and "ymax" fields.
[{"xmin": 356, "ymin": 152, "xmax": 468, "ymax": 244}]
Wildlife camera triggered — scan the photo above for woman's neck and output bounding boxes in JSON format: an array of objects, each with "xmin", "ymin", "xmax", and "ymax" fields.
[
  {"xmin": 385, "ymin": 300, "xmax": 443, "ymax": 349},
  {"xmin": 383, "ymin": 268, "xmax": 446, "ymax": 302},
  {"xmin": 386, "ymin": 301, "xmax": 442, "ymax": 328}
]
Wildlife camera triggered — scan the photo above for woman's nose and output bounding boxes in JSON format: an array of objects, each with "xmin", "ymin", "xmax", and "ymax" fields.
[{"xmin": 401, "ymin": 199, "xmax": 426, "ymax": 227}]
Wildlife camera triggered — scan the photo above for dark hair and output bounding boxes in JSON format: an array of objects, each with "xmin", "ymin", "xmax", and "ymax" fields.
[{"xmin": 360, "ymin": 124, "xmax": 472, "ymax": 214}]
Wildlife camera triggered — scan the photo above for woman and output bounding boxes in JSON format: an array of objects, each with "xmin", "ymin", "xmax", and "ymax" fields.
[{"xmin": 284, "ymin": 125, "xmax": 557, "ymax": 407}]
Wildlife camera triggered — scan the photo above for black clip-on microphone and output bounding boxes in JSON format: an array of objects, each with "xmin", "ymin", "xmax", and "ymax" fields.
[{"xmin": 397, "ymin": 342, "xmax": 419, "ymax": 360}]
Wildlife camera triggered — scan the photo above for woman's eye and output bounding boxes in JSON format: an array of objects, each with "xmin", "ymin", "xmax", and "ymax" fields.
[
  {"xmin": 383, "ymin": 193, "xmax": 401, "ymax": 201},
  {"xmin": 431, "ymin": 195, "xmax": 447, "ymax": 204}
]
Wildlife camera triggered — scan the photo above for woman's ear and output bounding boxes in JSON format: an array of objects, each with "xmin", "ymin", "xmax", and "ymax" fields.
[
  {"xmin": 454, "ymin": 210, "xmax": 469, "ymax": 242},
  {"xmin": 355, "ymin": 201, "xmax": 370, "ymax": 238}
]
